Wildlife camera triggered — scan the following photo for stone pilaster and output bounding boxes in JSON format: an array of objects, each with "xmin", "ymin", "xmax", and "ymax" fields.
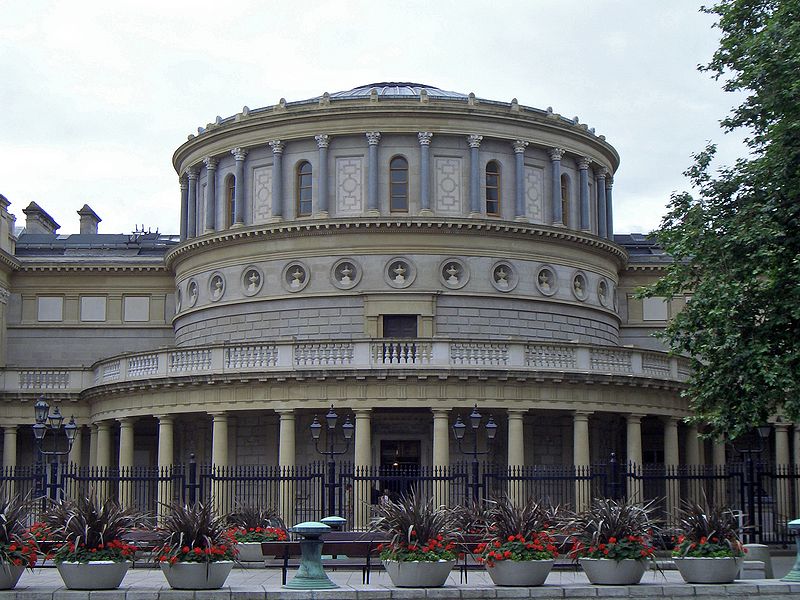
[
  {"xmin": 186, "ymin": 167, "xmax": 198, "ymax": 238},
  {"xmin": 2, "ymin": 425, "xmax": 16, "ymax": 470},
  {"xmin": 573, "ymin": 411, "xmax": 592, "ymax": 510},
  {"xmin": 179, "ymin": 176, "xmax": 188, "ymax": 241},
  {"xmin": 277, "ymin": 409, "xmax": 296, "ymax": 526},
  {"xmin": 69, "ymin": 425, "xmax": 83, "ymax": 468},
  {"xmin": 626, "ymin": 414, "xmax": 644, "ymax": 501},
  {"xmin": 231, "ymin": 147, "xmax": 248, "ymax": 226},
  {"xmin": 578, "ymin": 157, "xmax": 591, "ymax": 231},
  {"xmin": 596, "ymin": 167, "xmax": 608, "ymax": 238},
  {"xmin": 211, "ymin": 412, "xmax": 229, "ymax": 513},
  {"xmin": 353, "ymin": 409, "xmax": 372, "ymax": 529},
  {"xmin": 118, "ymin": 417, "xmax": 136, "ymax": 506},
  {"xmin": 366, "ymin": 132, "xmax": 381, "ymax": 215},
  {"xmin": 513, "ymin": 140, "xmax": 528, "ymax": 220},
  {"xmin": 605, "ymin": 176, "xmax": 614, "ymax": 240},
  {"xmin": 418, "ymin": 132, "xmax": 433, "ymax": 216},
  {"xmin": 315, "ymin": 135, "xmax": 331, "ymax": 217},
  {"xmin": 549, "ymin": 148, "xmax": 565, "ymax": 225},
  {"xmin": 203, "ymin": 156, "xmax": 218, "ymax": 233},
  {"xmin": 507, "ymin": 409, "xmax": 526, "ymax": 506},
  {"xmin": 663, "ymin": 417, "xmax": 680, "ymax": 516},
  {"xmin": 467, "ymin": 134, "xmax": 483, "ymax": 216},
  {"xmin": 96, "ymin": 421, "xmax": 112, "ymax": 469},
  {"xmin": 156, "ymin": 415, "xmax": 174, "ymax": 520},
  {"xmin": 269, "ymin": 140, "xmax": 285, "ymax": 220},
  {"xmin": 432, "ymin": 409, "xmax": 450, "ymax": 507}
]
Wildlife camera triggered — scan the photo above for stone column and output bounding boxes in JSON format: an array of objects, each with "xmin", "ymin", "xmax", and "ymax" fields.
[
  {"xmin": 353, "ymin": 409, "xmax": 372, "ymax": 530},
  {"xmin": 277, "ymin": 409, "xmax": 296, "ymax": 525},
  {"xmin": 794, "ymin": 425, "xmax": 800, "ymax": 516},
  {"xmin": 432, "ymin": 409, "xmax": 450, "ymax": 507},
  {"xmin": 596, "ymin": 167, "xmax": 608, "ymax": 238},
  {"xmin": 269, "ymin": 140, "xmax": 285, "ymax": 220},
  {"xmin": 507, "ymin": 409, "xmax": 526, "ymax": 505},
  {"xmin": 774, "ymin": 423, "xmax": 792, "ymax": 525},
  {"xmin": 549, "ymin": 148, "xmax": 565, "ymax": 225},
  {"xmin": 179, "ymin": 176, "xmax": 188, "ymax": 241},
  {"xmin": 366, "ymin": 132, "xmax": 381, "ymax": 215},
  {"xmin": 95, "ymin": 421, "xmax": 112, "ymax": 501},
  {"xmin": 203, "ymin": 156, "xmax": 218, "ymax": 233},
  {"xmin": 663, "ymin": 417, "xmax": 680, "ymax": 519},
  {"xmin": 578, "ymin": 157, "xmax": 591, "ymax": 231},
  {"xmin": 118, "ymin": 417, "xmax": 136, "ymax": 507},
  {"xmin": 156, "ymin": 415, "xmax": 174, "ymax": 520},
  {"xmin": 513, "ymin": 140, "xmax": 528, "ymax": 220},
  {"xmin": 712, "ymin": 439, "xmax": 727, "ymax": 505},
  {"xmin": 315, "ymin": 135, "xmax": 331, "ymax": 217},
  {"xmin": 467, "ymin": 135, "xmax": 483, "ymax": 216},
  {"xmin": 685, "ymin": 423, "xmax": 701, "ymax": 503},
  {"xmin": 231, "ymin": 147, "xmax": 247, "ymax": 226},
  {"xmin": 211, "ymin": 412, "xmax": 229, "ymax": 513},
  {"xmin": 2, "ymin": 425, "xmax": 16, "ymax": 496},
  {"xmin": 69, "ymin": 425, "xmax": 83, "ymax": 468},
  {"xmin": 626, "ymin": 414, "xmax": 644, "ymax": 501},
  {"xmin": 186, "ymin": 167, "xmax": 198, "ymax": 238},
  {"xmin": 418, "ymin": 132, "xmax": 433, "ymax": 216},
  {"xmin": 605, "ymin": 176, "xmax": 614, "ymax": 240},
  {"xmin": 88, "ymin": 424, "xmax": 97, "ymax": 468},
  {"xmin": 573, "ymin": 411, "xmax": 592, "ymax": 510}
]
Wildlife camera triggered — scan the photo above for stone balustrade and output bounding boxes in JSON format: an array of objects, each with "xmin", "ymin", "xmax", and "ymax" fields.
[{"xmin": 2, "ymin": 340, "xmax": 688, "ymax": 395}]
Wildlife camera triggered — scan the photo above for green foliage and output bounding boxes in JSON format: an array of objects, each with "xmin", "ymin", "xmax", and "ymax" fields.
[
  {"xmin": 671, "ymin": 499, "xmax": 744, "ymax": 557},
  {"xmin": 641, "ymin": 0, "xmax": 800, "ymax": 438},
  {"xmin": 225, "ymin": 503, "xmax": 285, "ymax": 531},
  {"xmin": 0, "ymin": 495, "xmax": 38, "ymax": 567},
  {"xmin": 157, "ymin": 502, "xmax": 236, "ymax": 563}
]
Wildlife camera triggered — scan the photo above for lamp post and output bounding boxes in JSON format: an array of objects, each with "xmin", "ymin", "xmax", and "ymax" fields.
[
  {"xmin": 452, "ymin": 405, "xmax": 497, "ymax": 501},
  {"xmin": 32, "ymin": 397, "xmax": 78, "ymax": 504},
  {"xmin": 730, "ymin": 425, "xmax": 771, "ymax": 544},
  {"xmin": 310, "ymin": 405, "xmax": 354, "ymax": 517}
]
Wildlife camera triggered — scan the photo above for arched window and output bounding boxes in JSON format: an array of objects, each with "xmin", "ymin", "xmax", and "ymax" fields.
[
  {"xmin": 224, "ymin": 174, "xmax": 235, "ymax": 228},
  {"xmin": 485, "ymin": 161, "xmax": 500, "ymax": 215},
  {"xmin": 389, "ymin": 156, "xmax": 409, "ymax": 212},
  {"xmin": 560, "ymin": 173, "xmax": 571, "ymax": 226},
  {"xmin": 296, "ymin": 161, "xmax": 312, "ymax": 217}
]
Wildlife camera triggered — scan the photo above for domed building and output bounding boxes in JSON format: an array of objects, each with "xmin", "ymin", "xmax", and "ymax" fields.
[{"xmin": 1, "ymin": 83, "xmax": 793, "ymax": 528}]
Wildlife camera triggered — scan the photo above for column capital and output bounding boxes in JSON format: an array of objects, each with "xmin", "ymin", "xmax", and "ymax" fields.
[
  {"xmin": 269, "ymin": 140, "xmax": 285, "ymax": 154},
  {"xmin": 365, "ymin": 131, "xmax": 381, "ymax": 145},
  {"xmin": 507, "ymin": 408, "xmax": 527, "ymax": 419},
  {"xmin": 572, "ymin": 410, "xmax": 593, "ymax": 421},
  {"xmin": 661, "ymin": 415, "xmax": 680, "ymax": 425},
  {"xmin": 548, "ymin": 147, "xmax": 565, "ymax": 161},
  {"xmin": 179, "ymin": 176, "xmax": 188, "ymax": 190},
  {"xmin": 314, "ymin": 134, "xmax": 331, "ymax": 149},
  {"xmin": 625, "ymin": 413, "xmax": 646, "ymax": 423},
  {"xmin": 595, "ymin": 166, "xmax": 609, "ymax": 178},
  {"xmin": 417, "ymin": 132, "xmax": 433, "ymax": 146},
  {"xmin": 117, "ymin": 416, "xmax": 138, "ymax": 426},
  {"xmin": 203, "ymin": 156, "xmax": 218, "ymax": 170},
  {"xmin": 466, "ymin": 134, "xmax": 483, "ymax": 149},
  {"xmin": 512, "ymin": 140, "xmax": 528, "ymax": 154},
  {"xmin": 431, "ymin": 408, "xmax": 450, "ymax": 417},
  {"xmin": 155, "ymin": 414, "xmax": 174, "ymax": 424},
  {"xmin": 275, "ymin": 408, "xmax": 295, "ymax": 417},
  {"xmin": 95, "ymin": 420, "xmax": 111, "ymax": 431},
  {"xmin": 231, "ymin": 147, "xmax": 248, "ymax": 161},
  {"xmin": 605, "ymin": 175, "xmax": 614, "ymax": 189},
  {"xmin": 209, "ymin": 411, "xmax": 228, "ymax": 420},
  {"xmin": 578, "ymin": 156, "xmax": 592, "ymax": 170},
  {"xmin": 353, "ymin": 408, "xmax": 372, "ymax": 417},
  {"xmin": 774, "ymin": 422, "xmax": 791, "ymax": 433},
  {"xmin": 185, "ymin": 166, "xmax": 199, "ymax": 180}
]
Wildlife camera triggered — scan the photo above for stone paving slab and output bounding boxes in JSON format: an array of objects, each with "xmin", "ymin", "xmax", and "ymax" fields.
[{"xmin": 0, "ymin": 568, "xmax": 797, "ymax": 600}]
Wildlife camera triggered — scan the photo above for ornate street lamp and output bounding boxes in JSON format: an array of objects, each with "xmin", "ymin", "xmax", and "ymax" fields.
[
  {"xmin": 31, "ymin": 397, "xmax": 78, "ymax": 503},
  {"xmin": 452, "ymin": 404, "xmax": 497, "ymax": 500},
  {"xmin": 310, "ymin": 405, "xmax": 354, "ymax": 517}
]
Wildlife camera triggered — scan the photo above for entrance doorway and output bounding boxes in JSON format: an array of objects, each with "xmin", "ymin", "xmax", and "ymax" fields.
[{"xmin": 378, "ymin": 440, "xmax": 421, "ymax": 500}]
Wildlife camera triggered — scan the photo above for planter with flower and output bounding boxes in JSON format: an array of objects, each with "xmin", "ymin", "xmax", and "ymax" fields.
[
  {"xmin": 44, "ymin": 494, "xmax": 141, "ymax": 590},
  {"xmin": 568, "ymin": 498, "xmax": 659, "ymax": 585},
  {"xmin": 372, "ymin": 490, "xmax": 457, "ymax": 588},
  {"xmin": 0, "ymin": 496, "xmax": 38, "ymax": 589},
  {"xmin": 156, "ymin": 502, "xmax": 237, "ymax": 589},
  {"xmin": 225, "ymin": 504, "xmax": 286, "ymax": 562},
  {"xmin": 473, "ymin": 496, "xmax": 559, "ymax": 586},
  {"xmin": 671, "ymin": 500, "xmax": 745, "ymax": 583}
]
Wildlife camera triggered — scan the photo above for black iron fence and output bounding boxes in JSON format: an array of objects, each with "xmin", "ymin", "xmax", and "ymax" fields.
[{"xmin": 2, "ymin": 458, "xmax": 797, "ymax": 543}]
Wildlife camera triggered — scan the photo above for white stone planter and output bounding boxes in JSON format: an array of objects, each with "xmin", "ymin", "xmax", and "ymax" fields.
[
  {"xmin": 383, "ymin": 559, "xmax": 455, "ymax": 587},
  {"xmin": 579, "ymin": 558, "xmax": 647, "ymax": 585},
  {"xmin": 57, "ymin": 561, "xmax": 130, "ymax": 590},
  {"xmin": 160, "ymin": 560, "xmax": 234, "ymax": 589},
  {"xmin": 486, "ymin": 559, "xmax": 553, "ymax": 586},
  {"xmin": 236, "ymin": 542, "xmax": 264, "ymax": 562},
  {"xmin": 0, "ymin": 564, "xmax": 25, "ymax": 590},
  {"xmin": 674, "ymin": 556, "xmax": 743, "ymax": 583}
]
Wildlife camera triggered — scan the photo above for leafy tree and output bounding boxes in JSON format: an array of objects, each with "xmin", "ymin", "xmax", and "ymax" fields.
[{"xmin": 642, "ymin": 0, "xmax": 800, "ymax": 439}]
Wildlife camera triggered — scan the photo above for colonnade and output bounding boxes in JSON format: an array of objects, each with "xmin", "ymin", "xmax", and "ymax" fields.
[{"xmin": 178, "ymin": 133, "xmax": 615, "ymax": 242}]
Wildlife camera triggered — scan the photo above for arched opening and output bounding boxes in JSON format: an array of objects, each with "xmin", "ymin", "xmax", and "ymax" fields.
[
  {"xmin": 389, "ymin": 156, "xmax": 409, "ymax": 212},
  {"xmin": 560, "ymin": 173, "xmax": 571, "ymax": 226},
  {"xmin": 296, "ymin": 161, "xmax": 312, "ymax": 216},
  {"xmin": 486, "ymin": 160, "xmax": 501, "ymax": 215},
  {"xmin": 224, "ymin": 174, "xmax": 235, "ymax": 228}
]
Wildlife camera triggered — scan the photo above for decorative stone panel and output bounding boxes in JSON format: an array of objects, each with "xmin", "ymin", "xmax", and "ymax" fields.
[
  {"xmin": 524, "ymin": 165, "xmax": 544, "ymax": 223},
  {"xmin": 535, "ymin": 265, "xmax": 558, "ymax": 296},
  {"xmin": 241, "ymin": 266, "xmax": 264, "ymax": 296},
  {"xmin": 490, "ymin": 261, "xmax": 517, "ymax": 292},
  {"xmin": 186, "ymin": 279, "xmax": 199, "ymax": 308},
  {"xmin": 208, "ymin": 272, "xmax": 225, "ymax": 302},
  {"xmin": 251, "ymin": 166, "xmax": 272, "ymax": 224},
  {"xmin": 434, "ymin": 157, "xmax": 463, "ymax": 215},
  {"xmin": 282, "ymin": 262, "xmax": 310, "ymax": 292},
  {"xmin": 439, "ymin": 258, "xmax": 469, "ymax": 290},
  {"xmin": 331, "ymin": 259, "xmax": 362, "ymax": 290},
  {"xmin": 336, "ymin": 157, "xmax": 364, "ymax": 215},
  {"xmin": 572, "ymin": 271, "xmax": 589, "ymax": 301},
  {"xmin": 384, "ymin": 257, "xmax": 416, "ymax": 289}
]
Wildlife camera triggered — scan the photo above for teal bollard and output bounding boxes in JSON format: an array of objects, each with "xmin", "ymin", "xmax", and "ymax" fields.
[{"xmin": 782, "ymin": 518, "xmax": 800, "ymax": 582}]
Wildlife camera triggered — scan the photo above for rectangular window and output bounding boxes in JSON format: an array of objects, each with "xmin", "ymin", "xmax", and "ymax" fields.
[
  {"xmin": 642, "ymin": 297, "xmax": 669, "ymax": 321},
  {"xmin": 80, "ymin": 296, "xmax": 107, "ymax": 322},
  {"xmin": 123, "ymin": 296, "xmax": 150, "ymax": 322},
  {"xmin": 382, "ymin": 314, "xmax": 418, "ymax": 338},
  {"xmin": 37, "ymin": 297, "xmax": 63, "ymax": 322}
]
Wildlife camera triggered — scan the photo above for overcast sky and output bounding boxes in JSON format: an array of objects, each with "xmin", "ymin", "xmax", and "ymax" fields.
[{"xmin": 1, "ymin": 0, "xmax": 746, "ymax": 237}]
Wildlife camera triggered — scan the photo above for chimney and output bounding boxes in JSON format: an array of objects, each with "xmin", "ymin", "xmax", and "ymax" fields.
[
  {"xmin": 22, "ymin": 201, "xmax": 60, "ymax": 235},
  {"xmin": 77, "ymin": 204, "xmax": 101, "ymax": 235}
]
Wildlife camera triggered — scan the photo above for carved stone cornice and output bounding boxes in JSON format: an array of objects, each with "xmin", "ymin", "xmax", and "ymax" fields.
[
  {"xmin": 512, "ymin": 140, "xmax": 528, "ymax": 154},
  {"xmin": 548, "ymin": 147, "xmax": 565, "ymax": 161},
  {"xmin": 268, "ymin": 140, "xmax": 285, "ymax": 154},
  {"xmin": 417, "ymin": 132, "xmax": 433, "ymax": 146},
  {"xmin": 466, "ymin": 134, "xmax": 482, "ymax": 149},
  {"xmin": 315, "ymin": 134, "xmax": 331, "ymax": 149},
  {"xmin": 365, "ymin": 132, "xmax": 381, "ymax": 146},
  {"xmin": 231, "ymin": 147, "xmax": 248, "ymax": 161}
]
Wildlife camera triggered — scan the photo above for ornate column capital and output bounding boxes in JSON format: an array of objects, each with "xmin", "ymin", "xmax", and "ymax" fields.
[
  {"xmin": 606, "ymin": 175, "xmax": 614, "ymax": 189},
  {"xmin": 179, "ymin": 176, "xmax": 188, "ymax": 190},
  {"xmin": 578, "ymin": 156, "xmax": 592, "ymax": 170},
  {"xmin": 512, "ymin": 140, "xmax": 528, "ymax": 154},
  {"xmin": 315, "ymin": 134, "xmax": 331, "ymax": 149},
  {"xmin": 365, "ymin": 131, "xmax": 381, "ymax": 145},
  {"xmin": 155, "ymin": 414, "xmax": 174, "ymax": 425},
  {"xmin": 185, "ymin": 166, "xmax": 199, "ymax": 180},
  {"xmin": 0, "ymin": 288, "xmax": 9, "ymax": 305},
  {"xmin": 548, "ymin": 147, "xmax": 565, "ymax": 161},
  {"xmin": 626, "ymin": 413, "xmax": 646, "ymax": 424},
  {"xmin": 595, "ymin": 166, "xmax": 609, "ymax": 178},
  {"xmin": 203, "ymin": 156, "xmax": 218, "ymax": 170},
  {"xmin": 417, "ymin": 132, "xmax": 433, "ymax": 146},
  {"xmin": 466, "ymin": 134, "xmax": 483, "ymax": 148},
  {"xmin": 269, "ymin": 140, "xmax": 285, "ymax": 154},
  {"xmin": 231, "ymin": 147, "xmax": 248, "ymax": 161}
]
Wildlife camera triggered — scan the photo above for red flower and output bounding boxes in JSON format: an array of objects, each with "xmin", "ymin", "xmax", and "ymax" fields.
[{"xmin": 608, "ymin": 537, "xmax": 617, "ymax": 543}]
